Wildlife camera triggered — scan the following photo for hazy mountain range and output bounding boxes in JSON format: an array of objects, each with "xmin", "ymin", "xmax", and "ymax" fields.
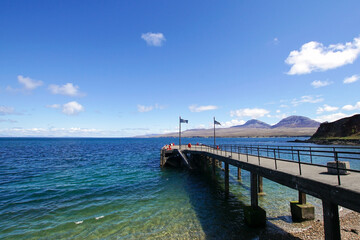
[{"xmin": 138, "ymin": 116, "xmax": 321, "ymax": 138}]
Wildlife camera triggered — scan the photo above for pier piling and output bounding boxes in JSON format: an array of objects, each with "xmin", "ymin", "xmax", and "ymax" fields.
[
  {"xmin": 257, "ymin": 176, "xmax": 265, "ymax": 196},
  {"xmin": 244, "ymin": 172, "xmax": 266, "ymax": 227},
  {"xmin": 237, "ymin": 167, "xmax": 241, "ymax": 180},
  {"xmin": 225, "ymin": 162, "xmax": 229, "ymax": 193},
  {"xmin": 322, "ymin": 200, "xmax": 341, "ymax": 240}
]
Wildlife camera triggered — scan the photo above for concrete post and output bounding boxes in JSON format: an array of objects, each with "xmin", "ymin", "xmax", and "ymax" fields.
[
  {"xmin": 237, "ymin": 167, "xmax": 241, "ymax": 180},
  {"xmin": 322, "ymin": 200, "xmax": 341, "ymax": 240},
  {"xmin": 290, "ymin": 191, "xmax": 314, "ymax": 222},
  {"xmin": 225, "ymin": 162, "xmax": 229, "ymax": 193}
]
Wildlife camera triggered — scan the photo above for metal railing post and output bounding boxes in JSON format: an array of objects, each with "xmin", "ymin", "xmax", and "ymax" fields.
[
  {"xmin": 310, "ymin": 147, "xmax": 313, "ymax": 164},
  {"xmin": 297, "ymin": 150, "xmax": 302, "ymax": 175},
  {"xmin": 291, "ymin": 146, "xmax": 294, "ymax": 160},
  {"xmin": 274, "ymin": 149, "xmax": 277, "ymax": 169},
  {"xmin": 278, "ymin": 146, "xmax": 280, "ymax": 159},
  {"xmin": 258, "ymin": 147, "xmax": 260, "ymax": 165},
  {"xmin": 335, "ymin": 151, "xmax": 341, "ymax": 185},
  {"xmin": 246, "ymin": 146, "xmax": 249, "ymax": 162}
]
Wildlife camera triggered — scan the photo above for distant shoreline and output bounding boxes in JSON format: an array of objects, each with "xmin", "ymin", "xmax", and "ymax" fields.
[{"xmin": 290, "ymin": 138, "xmax": 360, "ymax": 146}]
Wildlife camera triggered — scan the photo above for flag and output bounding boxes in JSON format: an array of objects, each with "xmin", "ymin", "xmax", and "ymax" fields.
[
  {"xmin": 180, "ymin": 118, "xmax": 188, "ymax": 124},
  {"xmin": 214, "ymin": 119, "xmax": 221, "ymax": 125}
]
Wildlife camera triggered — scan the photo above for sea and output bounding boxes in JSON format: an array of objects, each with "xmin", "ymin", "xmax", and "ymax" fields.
[{"xmin": 0, "ymin": 137, "xmax": 352, "ymax": 239}]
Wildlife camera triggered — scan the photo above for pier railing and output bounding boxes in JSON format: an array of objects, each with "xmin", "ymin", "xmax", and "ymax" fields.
[{"xmin": 185, "ymin": 144, "xmax": 360, "ymax": 186}]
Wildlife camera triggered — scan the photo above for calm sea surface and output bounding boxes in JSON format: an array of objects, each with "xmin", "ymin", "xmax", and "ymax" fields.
[{"xmin": 0, "ymin": 137, "xmax": 351, "ymax": 239}]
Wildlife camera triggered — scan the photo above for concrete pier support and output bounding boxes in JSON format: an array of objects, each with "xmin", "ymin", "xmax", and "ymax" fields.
[
  {"xmin": 244, "ymin": 172, "xmax": 266, "ymax": 227},
  {"xmin": 237, "ymin": 167, "xmax": 241, "ymax": 180},
  {"xmin": 322, "ymin": 200, "xmax": 341, "ymax": 240},
  {"xmin": 224, "ymin": 162, "xmax": 229, "ymax": 193},
  {"xmin": 257, "ymin": 176, "xmax": 266, "ymax": 196},
  {"xmin": 290, "ymin": 191, "xmax": 314, "ymax": 222}
]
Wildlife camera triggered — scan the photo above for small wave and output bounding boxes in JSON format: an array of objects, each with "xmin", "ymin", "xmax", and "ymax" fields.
[
  {"xmin": 75, "ymin": 221, "xmax": 83, "ymax": 224},
  {"xmin": 95, "ymin": 216, "xmax": 104, "ymax": 220}
]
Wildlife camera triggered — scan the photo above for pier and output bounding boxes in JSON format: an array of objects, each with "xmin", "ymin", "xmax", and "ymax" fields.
[{"xmin": 160, "ymin": 144, "xmax": 360, "ymax": 240}]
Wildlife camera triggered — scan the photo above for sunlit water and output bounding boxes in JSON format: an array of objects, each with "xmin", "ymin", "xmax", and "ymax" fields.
[{"xmin": 0, "ymin": 137, "xmax": 358, "ymax": 239}]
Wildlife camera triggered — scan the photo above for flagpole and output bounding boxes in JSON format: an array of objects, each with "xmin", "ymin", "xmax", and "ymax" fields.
[
  {"xmin": 179, "ymin": 116, "xmax": 181, "ymax": 149},
  {"xmin": 214, "ymin": 117, "xmax": 216, "ymax": 147}
]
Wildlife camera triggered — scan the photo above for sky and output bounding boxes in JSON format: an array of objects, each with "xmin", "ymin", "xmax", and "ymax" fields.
[{"xmin": 1, "ymin": 0, "xmax": 360, "ymax": 137}]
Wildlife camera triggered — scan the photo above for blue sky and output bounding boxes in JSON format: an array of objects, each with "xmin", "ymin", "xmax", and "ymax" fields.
[{"xmin": 1, "ymin": 0, "xmax": 360, "ymax": 137}]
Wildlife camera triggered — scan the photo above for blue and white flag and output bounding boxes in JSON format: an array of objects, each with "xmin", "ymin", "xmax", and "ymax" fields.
[
  {"xmin": 180, "ymin": 118, "xmax": 188, "ymax": 124},
  {"xmin": 214, "ymin": 119, "xmax": 221, "ymax": 125}
]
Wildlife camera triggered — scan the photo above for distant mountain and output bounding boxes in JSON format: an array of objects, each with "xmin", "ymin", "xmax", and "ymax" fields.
[
  {"xmin": 272, "ymin": 116, "xmax": 320, "ymax": 128},
  {"xmin": 231, "ymin": 119, "xmax": 271, "ymax": 129},
  {"xmin": 310, "ymin": 114, "xmax": 360, "ymax": 140},
  {"xmin": 137, "ymin": 115, "xmax": 320, "ymax": 138},
  {"xmin": 184, "ymin": 128, "xmax": 206, "ymax": 132},
  {"xmin": 135, "ymin": 133, "xmax": 160, "ymax": 138}
]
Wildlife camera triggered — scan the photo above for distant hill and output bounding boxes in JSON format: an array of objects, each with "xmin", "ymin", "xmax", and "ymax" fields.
[
  {"xmin": 272, "ymin": 116, "xmax": 320, "ymax": 128},
  {"xmin": 310, "ymin": 114, "xmax": 360, "ymax": 142},
  {"xmin": 231, "ymin": 119, "xmax": 271, "ymax": 129},
  {"xmin": 140, "ymin": 115, "xmax": 320, "ymax": 138}
]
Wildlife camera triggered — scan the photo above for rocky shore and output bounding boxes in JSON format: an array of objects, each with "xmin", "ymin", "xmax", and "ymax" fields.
[
  {"xmin": 259, "ymin": 209, "xmax": 360, "ymax": 239},
  {"xmin": 290, "ymin": 138, "xmax": 360, "ymax": 145}
]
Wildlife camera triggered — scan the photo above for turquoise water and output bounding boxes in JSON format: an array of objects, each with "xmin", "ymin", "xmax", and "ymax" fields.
[{"xmin": 0, "ymin": 137, "xmax": 353, "ymax": 239}]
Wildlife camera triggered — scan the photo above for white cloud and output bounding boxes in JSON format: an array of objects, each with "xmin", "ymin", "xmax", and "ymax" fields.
[
  {"xmin": 48, "ymin": 83, "xmax": 82, "ymax": 96},
  {"xmin": 291, "ymin": 95, "xmax": 324, "ymax": 106},
  {"xmin": 342, "ymin": 101, "xmax": 360, "ymax": 111},
  {"xmin": 137, "ymin": 105, "xmax": 153, "ymax": 113},
  {"xmin": 46, "ymin": 104, "xmax": 61, "ymax": 109},
  {"xmin": 280, "ymin": 104, "xmax": 288, "ymax": 108},
  {"xmin": 0, "ymin": 106, "xmax": 15, "ymax": 115},
  {"xmin": 343, "ymin": 74, "xmax": 359, "ymax": 84},
  {"xmin": 315, "ymin": 113, "xmax": 349, "ymax": 123},
  {"xmin": 189, "ymin": 105, "xmax": 218, "ymax": 112},
  {"xmin": 137, "ymin": 104, "xmax": 165, "ymax": 113},
  {"xmin": 230, "ymin": 108, "xmax": 269, "ymax": 118},
  {"xmin": 311, "ymin": 80, "xmax": 332, "ymax": 88},
  {"xmin": 141, "ymin": 32, "xmax": 166, "ymax": 47},
  {"xmin": 221, "ymin": 119, "xmax": 246, "ymax": 128},
  {"xmin": 275, "ymin": 113, "xmax": 288, "ymax": 119},
  {"xmin": 0, "ymin": 118, "xmax": 17, "ymax": 123},
  {"xmin": 273, "ymin": 37, "xmax": 279, "ymax": 45},
  {"xmin": 18, "ymin": 75, "xmax": 43, "ymax": 90},
  {"xmin": 285, "ymin": 36, "xmax": 360, "ymax": 75},
  {"xmin": 0, "ymin": 127, "xmax": 154, "ymax": 137},
  {"xmin": 62, "ymin": 101, "xmax": 84, "ymax": 115},
  {"xmin": 316, "ymin": 104, "xmax": 339, "ymax": 114},
  {"xmin": 0, "ymin": 127, "xmax": 101, "ymax": 137}
]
